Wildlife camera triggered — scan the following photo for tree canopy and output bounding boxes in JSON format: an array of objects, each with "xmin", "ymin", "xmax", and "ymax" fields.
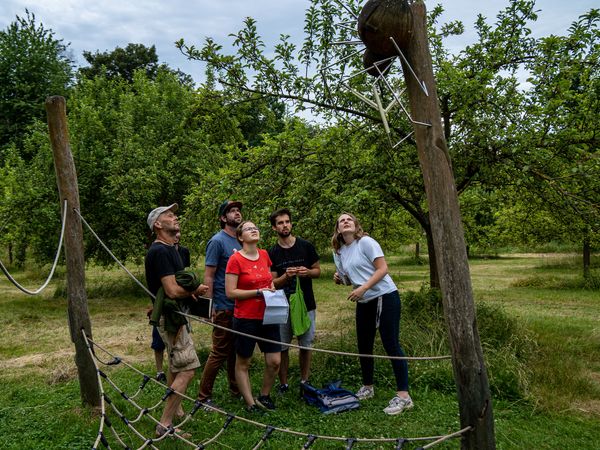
[{"xmin": 0, "ymin": 10, "xmax": 73, "ymax": 155}]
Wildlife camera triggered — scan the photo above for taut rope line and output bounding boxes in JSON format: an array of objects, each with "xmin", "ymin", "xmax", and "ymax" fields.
[
  {"xmin": 182, "ymin": 311, "xmax": 451, "ymax": 362},
  {"xmin": 77, "ymin": 207, "xmax": 451, "ymax": 362},
  {"xmin": 0, "ymin": 200, "xmax": 67, "ymax": 295}
]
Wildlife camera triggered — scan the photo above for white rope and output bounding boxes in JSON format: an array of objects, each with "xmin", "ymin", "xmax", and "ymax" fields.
[
  {"xmin": 182, "ymin": 312, "xmax": 450, "ymax": 361},
  {"xmin": 74, "ymin": 208, "xmax": 155, "ymax": 300},
  {"xmin": 0, "ymin": 200, "xmax": 67, "ymax": 295}
]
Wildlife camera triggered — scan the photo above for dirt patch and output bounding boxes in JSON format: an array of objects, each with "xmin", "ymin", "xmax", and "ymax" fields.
[
  {"xmin": 573, "ymin": 399, "xmax": 600, "ymax": 416},
  {"xmin": 0, "ymin": 349, "xmax": 73, "ymax": 370}
]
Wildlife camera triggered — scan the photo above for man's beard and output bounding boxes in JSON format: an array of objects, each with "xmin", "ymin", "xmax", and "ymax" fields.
[
  {"xmin": 277, "ymin": 230, "xmax": 291, "ymax": 238},
  {"xmin": 226, "ymin": 217, "xmax": 241, "ymax": 228}
]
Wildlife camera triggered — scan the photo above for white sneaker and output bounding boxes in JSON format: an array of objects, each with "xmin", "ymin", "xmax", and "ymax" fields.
[
  {"xmin": 355, "ymin": 385, "xmax": 374, "ymax": 400},
  {"xmin": 383, "ymin": 395, "xmax": 414, "ymax": 415}
]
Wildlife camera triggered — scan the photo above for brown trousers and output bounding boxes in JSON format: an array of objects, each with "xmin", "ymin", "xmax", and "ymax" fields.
[{"xmin": 198, "ymin": 310, "xmax": 239, "ymax": 401}]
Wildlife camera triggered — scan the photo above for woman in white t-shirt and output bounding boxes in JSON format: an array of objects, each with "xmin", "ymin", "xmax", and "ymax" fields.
[{"xmin": 332, "ymin": 212, "xmax": 413, "ymax": 416}]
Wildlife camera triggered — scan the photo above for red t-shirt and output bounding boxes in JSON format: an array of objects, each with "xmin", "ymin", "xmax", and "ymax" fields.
[{"xmin": 226, "ymin": 249, "xmax": 273, "ymax": 319}]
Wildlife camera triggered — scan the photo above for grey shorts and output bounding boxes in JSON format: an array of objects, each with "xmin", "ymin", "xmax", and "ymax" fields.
[
  {"xmin": 280, "ymin": 309, "xmax": 316, "ymax": 350},
  {"xmin": 157, "ymin": 320, "xmax": 200, "ymax": 373}
]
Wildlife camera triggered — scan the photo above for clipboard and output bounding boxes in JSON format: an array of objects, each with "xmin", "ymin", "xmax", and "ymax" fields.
[{"xmin": 187, "ymin": 296, "xmax": 213, "ymax": 319}]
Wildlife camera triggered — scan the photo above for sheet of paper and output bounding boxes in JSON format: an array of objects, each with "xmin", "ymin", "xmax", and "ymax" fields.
[{"xmin": 262, "ymin": 289, "xmax": 289, "ymax": 325}]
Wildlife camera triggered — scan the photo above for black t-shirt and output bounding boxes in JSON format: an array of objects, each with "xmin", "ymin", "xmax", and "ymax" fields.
[
  {"xmin": 145, "ymin": 242, "xmax": 186, "ymax": 297},
  {"xmin": 177, "ymin": 244, "xmax": 191, "ymax": 267},
  {"xmin": 269, "ymin": 237, "xmax": 320, "ymax": 311}
]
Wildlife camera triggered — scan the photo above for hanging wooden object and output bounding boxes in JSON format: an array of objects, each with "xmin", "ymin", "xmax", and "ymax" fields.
[
  {"xmin": 362, "ymin": 49, "xmax": 393, "ymax": 77},
  {"xmin": 358, "ymin": 0, "xmax": 414, "ymax": 56}
]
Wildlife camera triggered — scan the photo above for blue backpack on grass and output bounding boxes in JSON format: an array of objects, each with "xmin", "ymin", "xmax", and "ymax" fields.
[{"xmin": 301, "ymin": 380, "xmax": 360, "ymax": 414}]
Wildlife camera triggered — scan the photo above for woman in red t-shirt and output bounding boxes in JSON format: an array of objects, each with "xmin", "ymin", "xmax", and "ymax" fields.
[{"xmin": 225, "ymin": 221, "xmax": 281, "ymax": 412}]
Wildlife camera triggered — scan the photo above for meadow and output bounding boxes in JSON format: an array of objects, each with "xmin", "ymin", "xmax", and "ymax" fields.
[{"xmin": 0, "ymin": 252, "xmax": 598, "ymax": 449}]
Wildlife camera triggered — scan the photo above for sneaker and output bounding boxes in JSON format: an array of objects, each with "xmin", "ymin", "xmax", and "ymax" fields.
[
  {"xmin": 355, "ymin": 385, "xmax": 374, "ymax": 400},
  {"xmin": 277, "ymin": 383, "xmax": 289, "ymax": 394},
  {"xmin": 156, "ymin": 371, "xmax": 167, "ymax": 383},
  {"xmin": 383, "ymin": 395, "xmax": 414, "ymax": 415},
  {"xmin": 255, "ymin": 395, "xmax": 276, "ymax": 410}
]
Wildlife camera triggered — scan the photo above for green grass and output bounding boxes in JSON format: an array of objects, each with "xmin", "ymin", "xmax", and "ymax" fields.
[{"xmin": 0, "ymin": 253, "xmax": 599, "ymax": 449}]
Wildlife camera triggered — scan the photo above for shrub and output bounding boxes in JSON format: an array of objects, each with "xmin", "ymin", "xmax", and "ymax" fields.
[{"xmin": 402, "ymin": 285, "xmax": 535, "ymax": 400}]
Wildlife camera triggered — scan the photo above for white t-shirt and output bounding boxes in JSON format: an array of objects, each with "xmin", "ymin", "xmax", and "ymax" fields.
[{"xmin": 336, "ymin": 236, "xmax": 397, "ymax": 301}]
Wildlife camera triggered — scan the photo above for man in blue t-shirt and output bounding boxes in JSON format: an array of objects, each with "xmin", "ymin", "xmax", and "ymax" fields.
[
  {"xmin": 269, "ymin": 208, "xmax": 320, "ymax": 393},
  {"xmin": 198, "ymin": 200, "xmax": 243, "ymax": 405}
]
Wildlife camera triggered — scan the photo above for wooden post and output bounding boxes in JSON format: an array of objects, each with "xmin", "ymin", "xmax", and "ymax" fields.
[
  {"xmin": 400, "ymin": 2, "xmax": 496, "ymax": 448},
  {"xmin": 45, "ymin": 96, "xmax": 100, "ymax": 407}
]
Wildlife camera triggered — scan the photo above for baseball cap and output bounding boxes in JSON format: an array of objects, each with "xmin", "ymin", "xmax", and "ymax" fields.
[
  {"xmin": 147, "ymin": 203, "xmax": 178, "ymax": 230},
  {"xmin": 218, "ymin": 200, "xmax": 243, "ymax": 217}
]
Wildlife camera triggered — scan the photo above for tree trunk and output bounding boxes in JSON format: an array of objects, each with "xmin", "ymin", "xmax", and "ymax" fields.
[
  {"xmin": 424, "ymin": 226, "xmax": 439, "ymax": 288},
  {"xmin": 583, "ymin": 233, "xmax": 591, "ymax": 279},
  {"xmin": 45, "ymin": 96, "xmax": 100, "ymax": 408},
  {"xmin": 415, "ymin": 241, "xmax": 420, "ymax": 259},
  {"xmin": 400, "ymin": 2, "xmax": 495, "ymax": 448},
  {"xmin": 8, "ymin": 243, "xmax": 12, "ymax": 265}
]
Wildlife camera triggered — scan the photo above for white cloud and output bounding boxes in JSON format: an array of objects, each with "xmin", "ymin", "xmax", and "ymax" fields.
[{"xmin": 1, "ymin": 0, "xmax": 597, "ymax": 82}]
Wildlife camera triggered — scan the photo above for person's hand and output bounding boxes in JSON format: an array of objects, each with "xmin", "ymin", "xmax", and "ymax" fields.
[
  {"xmin": 146, "ymin": 307, "xmax": 153, "ymax": 318},
  {"xmin": 296, "ymin": 266, "xmax": 309, "ymax": 277},
  {"xmin": 347, "ymin": 286, "xmax": 366, "ymax": 302},
  {"xmin": 259, "ymin": 287, "xmax": 276, "ymax": 294},
  {"xmin": 285, "ymin": 267, "xmax": 298, "ymax": 278},
  {"xmin": 194, "ymin": 284, "xmax": 209, "ymax": 298},
  {"xmin": 333, "ymin": 272, "xmax": 342, "ymax": 285}
]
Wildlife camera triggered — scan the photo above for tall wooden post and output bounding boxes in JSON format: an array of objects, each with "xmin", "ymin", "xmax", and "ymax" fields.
[
  {"xmin": 45, "ymin": 96, "xmax": 100, "ymax": 407},
  {"xmin": 400, "ymin": 2, "xmax": 495, "ymax": 448}
]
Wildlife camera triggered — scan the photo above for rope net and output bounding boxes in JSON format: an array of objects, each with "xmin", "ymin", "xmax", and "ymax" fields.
[{"xmin": 84, "ymin": 331, "xmax": 471, "ymax": 449}]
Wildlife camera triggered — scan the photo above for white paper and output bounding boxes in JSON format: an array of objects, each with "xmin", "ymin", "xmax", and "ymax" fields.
[{"xmin": 262, "ymin": 289, "xmax": 289, "ymax": 325}]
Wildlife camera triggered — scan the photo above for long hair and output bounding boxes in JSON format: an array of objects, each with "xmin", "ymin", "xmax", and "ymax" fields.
[{"xmin": 331, "ymin": 212, "xmax": 366, "ymax": 254}]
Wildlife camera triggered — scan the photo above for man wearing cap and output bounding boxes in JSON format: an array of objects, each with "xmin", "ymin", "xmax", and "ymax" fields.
[
  {"xmin": 145, "ymin": 203, "xmax": 208, "ymax": 436},
  {"xmin": 198, "ymin": 200, "xmax": 243, "ymax": 406}
]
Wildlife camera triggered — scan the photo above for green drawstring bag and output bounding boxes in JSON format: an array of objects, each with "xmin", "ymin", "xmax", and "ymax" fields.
[{"xmin": 289, "ymin": 276, "xmax": 311, "ymax": 336}]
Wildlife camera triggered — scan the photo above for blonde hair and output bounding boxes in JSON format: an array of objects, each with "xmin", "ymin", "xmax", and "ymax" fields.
[{"xmin": 331, "ymin": 212, "xmax": 366, "ymax": 254}]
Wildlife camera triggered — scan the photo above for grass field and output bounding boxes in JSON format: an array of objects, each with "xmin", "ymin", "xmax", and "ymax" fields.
[{"xmin": 0, "ymin": 253, "xmax": 598, "ymax": 449}]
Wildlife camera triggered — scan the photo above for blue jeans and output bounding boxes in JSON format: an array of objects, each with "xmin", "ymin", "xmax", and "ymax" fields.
[{"xmin": 355, "ymin": 290, "xmax": 409, "ymax": 392}]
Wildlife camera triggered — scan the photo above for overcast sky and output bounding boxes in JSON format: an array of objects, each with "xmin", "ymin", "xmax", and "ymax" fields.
[{"xmin": 1, "ymin": 0, "xmax": 597, "ymax": 83}]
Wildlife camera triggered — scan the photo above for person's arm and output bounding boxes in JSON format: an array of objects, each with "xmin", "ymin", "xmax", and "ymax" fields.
[
  {"xmin": 225, "ymin": 273, "xmax": 270, "ymax": 299},
  {"xmin": 295, "ymin": 260, "xmax": 321, "ymax": 278},
  {"xmin": 203, "ymin": 265, "xmax": 217, "ymax": 299},
  {"xmin": 271, "ymin": 270, "xmax": 290, "ymax": 289},
  {"xmin": 161, "ymin": 275, "xmax": 208, "ymax": 299},
  {"xmin": 347, "ymin": 257, "xmax": 388, "ymax": 302}
]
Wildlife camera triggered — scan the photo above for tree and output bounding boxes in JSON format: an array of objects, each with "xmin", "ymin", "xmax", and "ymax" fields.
[
  {"xmin": 0, "ymin": 10, "xmax": 73, "ymax": 155},
  {"xmin": 79, "ymin": 43, "xmax": 194, "ymax": 86}
]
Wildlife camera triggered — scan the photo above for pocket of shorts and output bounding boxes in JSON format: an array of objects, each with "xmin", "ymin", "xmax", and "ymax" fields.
[{"xmin": 169, "ymin": 328, "xmax": 197, "ymax": 370}]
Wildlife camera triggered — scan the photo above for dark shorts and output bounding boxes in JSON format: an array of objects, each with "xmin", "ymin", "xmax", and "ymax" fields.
[
  {"xmin": 233, "ymin": 318, "xmax": 281, "ymax": 358},
  {"xmin": 150, "ymin": 325, "xmax": 165, "ymax": 351}
]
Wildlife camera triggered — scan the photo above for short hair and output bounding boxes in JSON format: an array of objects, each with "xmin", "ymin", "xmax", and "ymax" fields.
[
  {"xmin": 235, "ymin": 220, "xmax": 251, "ymax": 243},
  {"xmin": 269, "ymin": 208, "xmax": 292, "ymax": 226}
]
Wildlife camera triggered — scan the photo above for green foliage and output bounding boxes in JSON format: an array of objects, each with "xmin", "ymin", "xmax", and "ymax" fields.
[
  {"xmin": 79, "ymin": 43, "xmax": 193, "ymax": 86},
  {"xmin": 403, "ymin": 285, "xmax": 535, "ymax": 400},
  {"xmin": 0, "ymin": 10, "xmax": 73, "ymax": 153}
]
